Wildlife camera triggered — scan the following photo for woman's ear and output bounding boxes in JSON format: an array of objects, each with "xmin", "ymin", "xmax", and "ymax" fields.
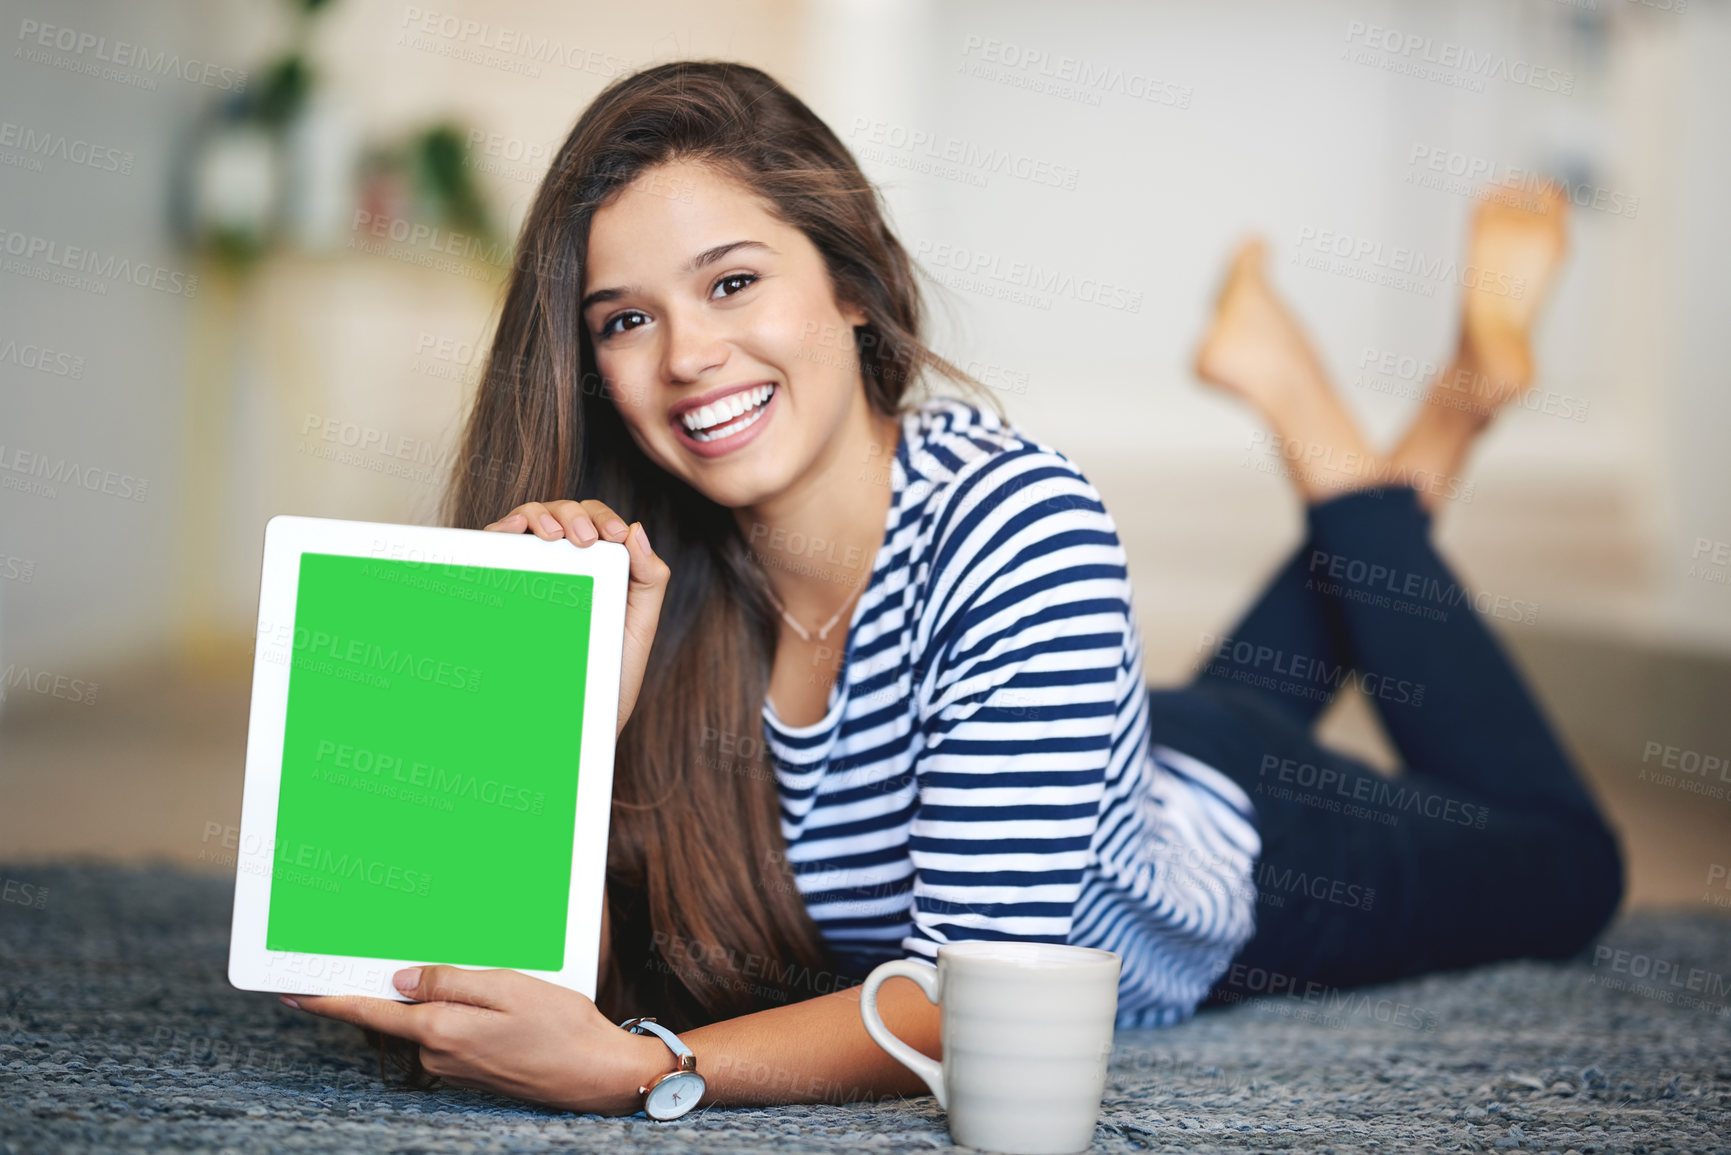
[{"xmin": 841, "ymin": 301, "xmax": 869, "ymax": 329}]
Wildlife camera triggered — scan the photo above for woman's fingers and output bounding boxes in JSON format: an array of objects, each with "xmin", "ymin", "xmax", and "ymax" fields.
[
  {"xmin": 482, "ymin": 511, "xmax": 528, "ymax": 533},
  {"xmin": 285, "ymin": 966, "xmax": 516, "ymax": 1037},
  {"xmin": 393, "ymin": 964, "xmax": 511, "ymax": 1010},
  {"xmin": 485, "ymin": 499, "xmax": 636, "ymax": 551},
  {"xmin": 542, "ymin": 499, "xmax": 597, "ymax": 546},
  {"xmin": 578, "ymin": 500, "xmax": 632, "ymax": 544},
  {"xmin": 483, "ymin": 502, "xmax": 563, "ymax": 539}
]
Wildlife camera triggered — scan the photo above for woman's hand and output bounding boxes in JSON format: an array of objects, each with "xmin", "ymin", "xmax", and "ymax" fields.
[
  {"xmin": 484, "ymin": 499, "xmax": 670, "ymax": 738},
  {"xmin": 285, "ymin": 966, "xmax": 667, "ymax": 1116}
]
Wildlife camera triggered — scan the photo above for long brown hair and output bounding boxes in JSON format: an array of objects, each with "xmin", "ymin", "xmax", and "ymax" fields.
[{"xmin": 437, "ymin": 59, "xmax": 999, "ymax": 1035}]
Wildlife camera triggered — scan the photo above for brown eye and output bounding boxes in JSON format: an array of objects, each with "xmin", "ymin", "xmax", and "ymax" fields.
[
  {"xmin": 712, "ymin": 273, "xmax": 758, "ymax": 299},
  {"xmin": 600, "ymin": 310, "xmax": 649, "ymax": 338}
]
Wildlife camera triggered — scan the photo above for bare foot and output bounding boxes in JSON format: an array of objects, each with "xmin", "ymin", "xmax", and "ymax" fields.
[
  {"xmin": 1194, "ymin": 239, "xmax": 1331, "ymax": 415},
  {"xmin": 1390, "ymin": 183, "xmax": 1571, "ymax": 512},
  {"xmin": 1195, "ymin": 238, "xmax": 1382, "ymax": 502},
  {"xmin": 1453, "ymin": 182, "xmax": 1570, "ymax": 415}
]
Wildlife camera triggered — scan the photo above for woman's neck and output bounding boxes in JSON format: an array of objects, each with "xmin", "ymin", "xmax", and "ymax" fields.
[{"xmin": 733, "ymin": 400, "xmax": 901, "ymax": 629}]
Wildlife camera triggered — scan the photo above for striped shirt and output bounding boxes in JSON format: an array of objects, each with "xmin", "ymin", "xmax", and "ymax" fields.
[{"xmin": 763, "ymin": 398, "xmax": 1262, "ymax": 1027}]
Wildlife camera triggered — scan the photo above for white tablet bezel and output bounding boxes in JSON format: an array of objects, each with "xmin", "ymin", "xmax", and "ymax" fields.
[{"xmin": 227, "ymin": 514, "xmax": 629, "ymax": 1002}]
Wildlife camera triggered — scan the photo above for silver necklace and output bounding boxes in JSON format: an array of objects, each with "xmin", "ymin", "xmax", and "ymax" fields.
[{"xmin": 762, "ymin": 564, "xmax": 871, "ymax": 642}]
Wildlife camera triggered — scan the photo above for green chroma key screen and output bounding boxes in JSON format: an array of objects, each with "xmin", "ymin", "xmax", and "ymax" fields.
[{"xmin": 265, "ymin": 552, "xmax": 592, "ymax": 970}]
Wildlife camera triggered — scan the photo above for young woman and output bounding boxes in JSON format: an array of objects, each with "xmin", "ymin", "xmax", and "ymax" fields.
[{"xmin": 286, "ymin": 61, "xmax": 1622, "ymax": 1115}]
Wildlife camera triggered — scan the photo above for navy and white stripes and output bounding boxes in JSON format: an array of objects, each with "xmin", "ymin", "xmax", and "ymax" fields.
[{"xmin": 762, "ymin": 398, "xmax": 1259, "ymax": 1027}]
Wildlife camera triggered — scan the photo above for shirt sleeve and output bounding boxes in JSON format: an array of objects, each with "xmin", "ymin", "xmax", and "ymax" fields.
[{"xmin": 900, "ymin": 446, "xmax": 1131, "ymax": 962}]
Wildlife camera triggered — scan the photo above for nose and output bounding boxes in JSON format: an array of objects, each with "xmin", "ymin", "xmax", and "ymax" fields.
[{"xmin": 661, "ymin": 304, "xmax": 730, "ymax": 385}]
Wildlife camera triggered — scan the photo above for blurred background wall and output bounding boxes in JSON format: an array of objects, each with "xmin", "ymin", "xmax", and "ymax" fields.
[{"xmin": 2, "ymin": 0, "xmax": 1727, "ymax": 908}]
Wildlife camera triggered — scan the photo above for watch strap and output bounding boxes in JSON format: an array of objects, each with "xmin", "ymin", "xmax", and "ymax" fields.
[{"xmin": 621, "ymin": 1017, "xmax": 697, "ymax": 1069}]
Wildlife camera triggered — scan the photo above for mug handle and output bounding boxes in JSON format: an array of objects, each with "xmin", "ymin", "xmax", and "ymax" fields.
[{"xmin": 858, "ymin": 959, "xmax": 946, "ymax": 1108}]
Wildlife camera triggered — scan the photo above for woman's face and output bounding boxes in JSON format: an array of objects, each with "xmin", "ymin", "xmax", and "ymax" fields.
[{"xmin": 581, "ymin": 159, "xmax": 870, "ymax": 510}]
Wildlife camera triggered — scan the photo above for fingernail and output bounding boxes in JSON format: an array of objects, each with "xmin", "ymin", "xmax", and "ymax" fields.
[
  {"xmin": 574, "ymin": 520, "xmax": 598, "ymax": 545},
  {"xmin": 279, "ymin": 996, "xmax": 300, "ymax": 1010},
  {"xmin": 538, "ymin": 514, "xmax": 562, "ymax": 537},
  {"xmin": 634, "ymin": 523, "xmax": 653, "ymax": 556},
  {"xmin": 393, "ymin": 967, "xmax": 421, "ymax": 992},
  {"xmin": 604, "ymin": 518, "xmax": 628, "ymax": 539}
]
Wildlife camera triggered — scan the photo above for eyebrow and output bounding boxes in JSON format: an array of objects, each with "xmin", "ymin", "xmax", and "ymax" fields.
[{"xmin": 580, "ymin": 240, "xmax": 775, "ymax": 313}]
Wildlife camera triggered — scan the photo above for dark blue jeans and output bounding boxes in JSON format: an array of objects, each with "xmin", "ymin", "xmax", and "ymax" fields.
[{"xmin": 1144, "ymin": 485, "xmax": 1624, "ymax": 999}]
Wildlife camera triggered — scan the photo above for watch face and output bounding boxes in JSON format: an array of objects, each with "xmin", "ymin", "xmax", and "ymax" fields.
[{"xmin": 645, "ymin": 1071, "xmax": 705, "ymax": 1119}]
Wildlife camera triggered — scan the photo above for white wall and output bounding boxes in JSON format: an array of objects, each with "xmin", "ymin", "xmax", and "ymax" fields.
[
  {"xmin": 0, "ymin": 0, "xmax": 207, "ymax": 677},
  {"xmin": 2, "ymin": 0, "xmax": 1726, "ymax": 689},
  {"xmin": 802, "ymin": 0, "xmax": 1731, "ymax": 661}
]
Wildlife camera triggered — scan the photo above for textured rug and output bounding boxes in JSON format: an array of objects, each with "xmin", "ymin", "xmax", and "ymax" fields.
[{"xmin": 1, "ymin": 864, "xmax": 1728, "ymax": 1154}]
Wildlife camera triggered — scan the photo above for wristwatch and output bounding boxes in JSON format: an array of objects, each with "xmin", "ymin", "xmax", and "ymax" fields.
[{"xmin": 620, "ymin": 1016, "xmax": 705, "ymax": 1120}]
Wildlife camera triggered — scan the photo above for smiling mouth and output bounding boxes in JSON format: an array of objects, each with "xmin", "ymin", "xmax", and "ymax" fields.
[{"xmin": 677, "ymin": 383, "xmax": 776, "ymax": 442}]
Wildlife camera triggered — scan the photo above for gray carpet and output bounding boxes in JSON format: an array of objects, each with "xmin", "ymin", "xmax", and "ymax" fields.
[{"xmin": 1, "ymin": 866, "xmax": 1727, "ymax": 1154}]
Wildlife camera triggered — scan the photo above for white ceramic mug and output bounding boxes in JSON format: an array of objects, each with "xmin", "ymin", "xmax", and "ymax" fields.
[{"xmin": 859, "ymin": 941, "xmax": 1121, "ymax": 1155}]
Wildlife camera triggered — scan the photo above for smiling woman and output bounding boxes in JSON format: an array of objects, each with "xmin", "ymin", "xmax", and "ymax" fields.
[
  {"xmin": 443, "ymin": 62, "xmax": 995, "ymax": 1035},
  {"xmin": 281, "ymin": 58, "xmax": 1623, "ymax": 1122},
  {"xmin": 295, "ymin": 59, "xmax": 1001, "ymax": 1110}
]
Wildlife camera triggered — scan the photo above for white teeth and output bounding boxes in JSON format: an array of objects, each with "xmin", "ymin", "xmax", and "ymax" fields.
[{"xmin": 679, "ymin": 385, "xmax": 775, "ymax": 436}]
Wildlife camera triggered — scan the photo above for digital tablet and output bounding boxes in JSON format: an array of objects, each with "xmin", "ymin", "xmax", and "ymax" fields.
[{"xmin": 227, "ymin": 515, "xmax": 628, "ymax": 1002}]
